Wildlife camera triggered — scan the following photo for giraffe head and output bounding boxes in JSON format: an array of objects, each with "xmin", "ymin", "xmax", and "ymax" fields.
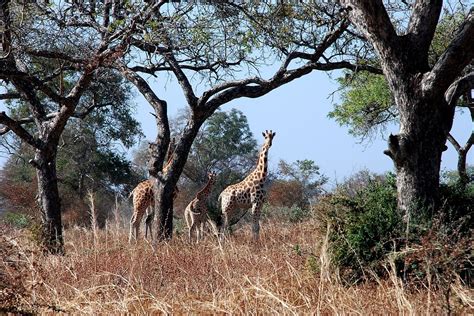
[
  {"xmin": 207, "ymin": 171, "xmax": 217, "ymax": 185},
  {"xmin": 262, "ymin": 130, "xmax": 276, "ymax": 148}
]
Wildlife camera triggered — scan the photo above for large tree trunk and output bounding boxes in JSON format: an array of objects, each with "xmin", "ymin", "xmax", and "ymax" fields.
[
  {"xmin": 154, "ymin": 180, "xmax": 175, "ymax": 240},
  {"xmin": 34, "ymin": 149, "xmax": 64, "ymax": 254},
  {"xmin": 385, "ymin": 94, "xmax": 454, "ymax": 216}
]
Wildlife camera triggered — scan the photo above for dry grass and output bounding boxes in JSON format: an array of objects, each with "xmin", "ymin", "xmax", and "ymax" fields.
[{"xmin": 1, "ymin": 219, "xmax": 472, "ymax": 314}]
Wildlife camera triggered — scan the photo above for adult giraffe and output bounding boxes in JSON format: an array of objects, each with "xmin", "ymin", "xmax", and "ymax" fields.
[{"xmin": 219, "ymin": 130, "xmax": 275, "ymax": 241}]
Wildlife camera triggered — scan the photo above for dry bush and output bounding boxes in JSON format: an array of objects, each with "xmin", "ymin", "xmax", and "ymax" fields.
[{"xmin": 0, "ymin": 220, "xmax": 472, "ymax": 314}]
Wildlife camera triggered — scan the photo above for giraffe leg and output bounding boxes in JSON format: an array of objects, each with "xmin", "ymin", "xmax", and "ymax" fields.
[
  {"xmin": 199, "ymin": 221, "xmax": 205, "ymax": 242},
  {"xmin": 145, "ymin": 207, "xmax": 154, "ymax": 240},
  {"xmin": 129, "ymin": 214, "xmax": 136, "ymax": 243},
  {"xmin": 251, "ymin": 203, "xmax": 262, "ymax": 241},
  {"xmin": 129, "ymin": 215, "xmax": 141, "ymax": 243},
  {"xmin": 190, "ymin": 222, "xmax": 198, "ymax": 243}
]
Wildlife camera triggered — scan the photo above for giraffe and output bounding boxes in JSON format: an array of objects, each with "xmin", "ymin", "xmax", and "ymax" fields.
[
  {"xmin": 184, "ymin": 172, "xmax": 217, "ymax": 243},
  {"xmin": 129, "ymin": 139, "xmax": 178, "ymax": 242},
  {"xmin": 219, "ymin": 130, "xmax": 275, "ymax": 241}
]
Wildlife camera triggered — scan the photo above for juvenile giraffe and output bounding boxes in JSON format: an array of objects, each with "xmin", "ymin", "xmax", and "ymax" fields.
[
  {"xmin": 219, "ymin": 130, "xmax": 276, "ymax": 241},
  {"xmin": 184, "ymin": 172, "xmax": 217, "ymax": 243},
  {"xmin": 129, "ymin": 140, "xmax": 178, "ymax": 242}
]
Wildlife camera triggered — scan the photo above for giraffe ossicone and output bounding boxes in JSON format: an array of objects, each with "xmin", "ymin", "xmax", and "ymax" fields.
[{"xmin": 219, "ymin": 130, "xmax": 276, "ymax": 241}]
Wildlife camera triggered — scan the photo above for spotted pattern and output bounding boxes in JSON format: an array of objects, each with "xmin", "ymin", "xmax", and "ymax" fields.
[
  {"xmin": 184, "ymin": 172, "xmax": 217, "ymax": 243},
  {"xmin": 219, "ymin": 130, "xmax": 275, "ymax": 240}
]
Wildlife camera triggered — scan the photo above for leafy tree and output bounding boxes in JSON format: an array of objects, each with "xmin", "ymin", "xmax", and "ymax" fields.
[
  {"xmin": 106, "ymin": 1, "xmax": 380, "ymax": 239},
  {"xmin": 1, "ymin": 72, "xmax": 142, "ymax": 227},
  {"xmin": 269, "ymin": 159, "xmax": 327, "ymax": 209},
  {"xmin": 329, "ymin": 71, "xmax": 396, "ymax": 140},
  {"xmin": 330, "ymin": 8, "xmax": 474, "ymax": 189},
  {"xmin": 0, "ymin": 0, "xmax": 142, "ymax": 252},
  {"xmin": 338, "ymin": 1, "xmax": 474, "ymax": 215}
]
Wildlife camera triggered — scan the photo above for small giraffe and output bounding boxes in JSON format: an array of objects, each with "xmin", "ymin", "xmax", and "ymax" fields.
[
  {"xmin": 184, "ymin": 172, "xmax": 217, "ymax": 243},
  {"xmin": 219, "ymin": 130, "xmax": 275, "ymax": 241},
  {"xmin": 129, "ymin": 139, "xmax": 178, "ymax": 242}
]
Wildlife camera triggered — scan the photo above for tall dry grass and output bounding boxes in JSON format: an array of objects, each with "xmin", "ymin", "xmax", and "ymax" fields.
[{"xmin": 0, "ymin": 219, "xmax": 472, "ymax": 314}]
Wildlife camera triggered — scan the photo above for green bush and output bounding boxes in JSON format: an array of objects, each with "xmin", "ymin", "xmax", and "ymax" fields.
[
  {"xmin": 2, "ymin": 212, "xmax": 31, "ymax": 229},
  {"xmin": 325, "ymin": 173, "xmax": 401, "ymax": 282},
  {"xmin": 319, "ymin": 172, "xmax": 473, "ymax": 285}
]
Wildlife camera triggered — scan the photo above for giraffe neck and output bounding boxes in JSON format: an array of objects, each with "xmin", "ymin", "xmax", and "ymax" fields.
[
  {"xmin": 196, "ymin": 178, "xmax": 213, "ymax": 199},
  {"xmin": 250, "ymin": 143, "xmax": 270, "ymax": 182}
]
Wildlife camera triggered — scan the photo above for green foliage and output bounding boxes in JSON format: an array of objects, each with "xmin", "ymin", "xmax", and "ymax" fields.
[
  {"xmin": 306, "ymin": 254, "xmax": 320, "ymax": 275},
  {"xmin": 1, "ymin": 212, "xmax": 30, "ymax": 229},
  {"xmin": 327, "ymin": 173, "xmax": 401, "ymax": 282},
  {"xmin": 318, "ymin": 171, "xmax": 473, "ymax": 284},
  {"xmin": 329, "ymin": 71, "xmax": 396, "ymax": 139},
  {"xmin": 276, "ymin": 159, "xmax": 327, "ymax": 208}
]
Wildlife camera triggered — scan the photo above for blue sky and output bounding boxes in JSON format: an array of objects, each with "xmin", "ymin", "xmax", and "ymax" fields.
[
  {"xmin": 131, "ymin": 68, "xmax": 472, "ymax": 187},
  {"xmin": 0, "ymin": 66, "xmax": 471, "ymax": 186}
]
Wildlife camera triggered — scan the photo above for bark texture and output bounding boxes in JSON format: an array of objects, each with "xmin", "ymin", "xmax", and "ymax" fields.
[
  {"xmin": 341, "ymin": 0, "xmax": 474, "ymax": 215},
  {"xmin": 35, "ymin": 151, "xmax": 63, "ymax": 254}
]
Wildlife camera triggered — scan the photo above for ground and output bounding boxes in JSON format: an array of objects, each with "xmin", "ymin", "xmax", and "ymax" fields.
[{"xmin": 0, "ymin": 219, "xmax": 472, "ymax": 314}]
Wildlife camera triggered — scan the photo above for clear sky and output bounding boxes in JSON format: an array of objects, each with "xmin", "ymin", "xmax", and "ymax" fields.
[
  {"xmin": 130, "ymin": 68, "xmax": 472, "ymax": 187},
  {"xmin": 0, "ymin": 65, "xmax": 472, "ymax": 185}
]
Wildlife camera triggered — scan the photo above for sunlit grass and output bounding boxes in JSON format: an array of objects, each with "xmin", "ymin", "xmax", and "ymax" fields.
[{"xmin": 0, "ymin": 219, "xmax": 472, "ymax": 314}]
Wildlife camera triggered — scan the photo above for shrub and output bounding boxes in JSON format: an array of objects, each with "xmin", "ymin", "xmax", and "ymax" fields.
[
  {"xmin": 318, "ymin": 171, "xmax": 473, "ymax": 286},
  {"xmin": 322, "ymin": 173, "xmax": 401, "ymax": 283},
  {"xmin": 2, "ymin": 212, "xmax": 31, "ymax": 229}
]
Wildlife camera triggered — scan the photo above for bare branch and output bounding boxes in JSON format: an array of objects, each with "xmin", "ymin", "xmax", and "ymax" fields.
[
  {"xmin": 0, "ymin": 111, "xmax": 41, "ymax": 148},
  {"xmin": 163, "ymin": 52, "xmax": 198, "ymax": 108},
  {"xmin": 447, "ymin": 133, "xmax": 462, "ymax": 152},
  {"xmin": 445, "ymin": 72, "xmax": 474, "ymax": 108},
  {"xmin": 0, "ymin": 92, "xmax": 20, "ymax": 100}
]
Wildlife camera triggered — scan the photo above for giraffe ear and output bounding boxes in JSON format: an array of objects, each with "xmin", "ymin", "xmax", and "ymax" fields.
[
  {"xmin": 262, "ymin": 132, "xmax": 265, "ymax": 137},
  {"xmin": 272, "ymin": 132, "xmax": 276, "ymax": 137}
]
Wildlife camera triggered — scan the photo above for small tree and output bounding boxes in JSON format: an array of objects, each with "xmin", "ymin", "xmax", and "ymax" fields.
[{"xmin": 270, "ymin": 159, "xmax": 327, "ymax": 209}]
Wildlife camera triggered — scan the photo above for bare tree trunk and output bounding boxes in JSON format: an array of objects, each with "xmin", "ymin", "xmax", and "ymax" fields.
[
  {"xmin": 34, "ymin": 149, "xmax": 64, "ymax": 254},
  {"xmin": 151, "ymin": 116, "xmax": 206, "ymax": 240},
  {"xmin": 154, "ymin": 180, "xmax": 175, "ymax": 240},
  {"xmin": 385, "ymin": 94, "xmax": 453, "ymax": 215}
]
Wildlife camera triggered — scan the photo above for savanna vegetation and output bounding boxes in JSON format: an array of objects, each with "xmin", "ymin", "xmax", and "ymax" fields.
[{"xmin": 1, "ymin": 0, "xmax": 473, "ymax": 314}]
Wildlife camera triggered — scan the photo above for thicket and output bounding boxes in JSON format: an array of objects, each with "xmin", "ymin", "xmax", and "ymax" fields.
[{"xmin": 315, "ymin": 171, "xmax": 473, "ymax": 289}]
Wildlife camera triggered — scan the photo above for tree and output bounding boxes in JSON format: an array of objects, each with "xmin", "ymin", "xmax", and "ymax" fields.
[
  {"xmin": 1, "ymin": 72, "xmax": 142, "ymax": 227},
  {"xmin": 330, "ymin": 9, "xmax": 474, "ymax": 189},
  {"xmin": 269, "ymin": 159, "xmax": 327, "ymax": 209},
  {"xmin": 0, "ymin": 1, "xmax": 142, "ymax": 252},
  {"xmin": 339, "ymin": 1, "xmax": 474, "ymax": 215},
  {"xmin": 111, "ymin": 1, "xmax": 381, "ymax": 239}
]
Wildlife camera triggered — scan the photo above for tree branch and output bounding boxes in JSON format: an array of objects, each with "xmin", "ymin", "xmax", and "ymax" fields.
[
  {"xmin": 163, "ymin": 52, "xmax": 198, "ymax": 108},
  {"xmin": 0, "ymin": 92, "xmax": 20, "ymax": 100},
  {"xmin": 0, "ymin": 111, "xmax": 41, "ymax": 148},
  {"xmin": 447, "ymin": 133, "xmax": 461, "ymax": 152},
  {"xmin": 116, "ymin": 62, "xmax": 170, "ymax": 176},
  {"xmin": 407, "ymin": 0, "xmax": 442, "ymax": 57},
  {"xmin": 423, "ymin": 9, "xmax": 474, "ymax": 95},
  {"xmin": 445, "ymin": 72, "xmax": 474, "ymax": 108},
  {"xmin": 340, "ymin": 0, "xmax": 399, "ymax": 59}
]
